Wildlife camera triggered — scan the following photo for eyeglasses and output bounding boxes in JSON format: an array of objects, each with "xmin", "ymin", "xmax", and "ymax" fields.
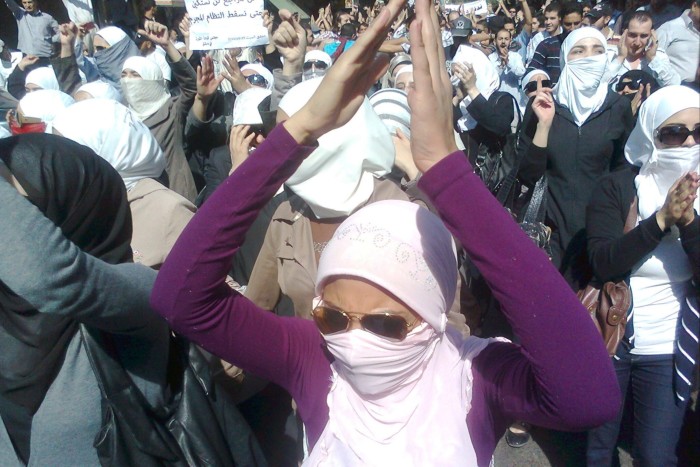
[
  {"xmin": 312, "ymin": 304, "xmax": 419, "ymax": 341},
  {"xmin": 303, "ymin": 60, "xmax": 329, "ymax": 71},
  {"xmin": 655, "ymin": 124, "xmax": 700, "ymax": 147},
  {"xmin": 524, "ymin": 79, "xmax": 552, "ymax": 94},
  {"xmin": 615, "ymin": 77, "xmax": 644, "ymax": 92},
  {"xmin": 245, "ymin": 74, "xmax": 268, "ymax": 87}
]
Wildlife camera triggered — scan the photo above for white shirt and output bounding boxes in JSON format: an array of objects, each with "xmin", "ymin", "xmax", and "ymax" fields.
[
  {"xmin": 629, "ymin": 228, "xmax": 694, "ymax": 355},
  {"xmin": 606, "ymin": 48, "xmax": 682, "ymax": 88},
  {"xmin": 656, "ymin": 10, "xmax": 700, "ymax": 83},
  {"xmin": 0, "ymin": 52, "xmax": 22, "ymax": 91},
  {"xmin": 489, "ymin": 51, "xmax": 526, "ymax": 111}
]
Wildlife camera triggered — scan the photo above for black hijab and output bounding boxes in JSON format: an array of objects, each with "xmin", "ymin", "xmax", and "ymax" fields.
[{"xmin": 0, "ymin": 134, "xmax": 132, "ymax": 460}]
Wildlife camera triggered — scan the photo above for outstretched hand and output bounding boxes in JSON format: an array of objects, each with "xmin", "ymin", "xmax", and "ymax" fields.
[
  {"xmin": 283, "ymin": 0, "xmax": 406, "ymax": 144},
  {"xmin": 138, "ymin": 21, "xmax": 171, "ymax": 47},
  {"xmin": 197, "ymin": 55, "xmax": 224, "ymax": 99},
  {"xmin": 657, "ymin": 172, "xmax": 699, "ymax": 230},
  {"xmin": 407, "ymin": 0, "xmax": 458, "ymax": 174},
  {"xmin": 273, "ymin": 9, "xmax": 307, "ymax": 65}
]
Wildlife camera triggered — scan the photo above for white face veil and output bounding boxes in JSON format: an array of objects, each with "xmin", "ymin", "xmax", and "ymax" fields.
[
  {"xmin": 52, "ymin": 99, "xmax": 166, "ymax": 191},
  {"xmin": 120, "ymin": 56, "xmax": 170, "ymax": 121},
  {"xmin": 278, "ymin": 77, "xmax": 395, "ymax": 219},
  {"xmin": 553, "ymin": 28, "xmax": 610, "ymax": 127},
  {"xmin": 304, "ymin": 200, "xmax": 493, "ymax": 466},
  {"xmin": 624, "ymin": 85, "xmax": 700, "ymax": 220}
]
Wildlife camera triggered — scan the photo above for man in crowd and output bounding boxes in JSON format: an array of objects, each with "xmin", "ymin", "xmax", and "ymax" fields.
[
  {"xmin": 525, "ymin": 2, "xmax": 582, "ymax": 85},
  {"xmin": 656, "ymin": 0, "xmax": 700, "ymax": 85},
  {"xmin": 526, "ymin": 2, "xmax": 562, "ymax": 63},
  {"xmin": 2, "ymin": 0, "xmax": 58, "ymax": 63},
  {"xmin": 584, "ymin": 2, "xmax": 617, "ymax": 42},
  {"xmin": 608, "ymin": 11, "xmax": 680, "ymax": 87}
]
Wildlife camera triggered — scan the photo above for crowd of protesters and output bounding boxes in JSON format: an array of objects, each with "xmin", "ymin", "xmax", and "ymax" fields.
[{"xmin": 0, "ymin": 0, "xmax": 698, "ymax": 465}]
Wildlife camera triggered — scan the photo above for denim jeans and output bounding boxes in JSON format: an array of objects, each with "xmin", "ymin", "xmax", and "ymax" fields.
[{"xmin": 587, "ymin": 345, "xmax": 689, "ymax": 466}]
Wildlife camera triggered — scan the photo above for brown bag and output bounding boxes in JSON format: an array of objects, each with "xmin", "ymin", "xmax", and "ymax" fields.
[{"xmin": 577, "ymin": 196, "xmax": 638, "ymax": 356}]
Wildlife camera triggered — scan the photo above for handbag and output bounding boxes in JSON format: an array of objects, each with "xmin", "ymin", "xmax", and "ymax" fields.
[
  {"xmin": 576, "ymin": 196, "xmax": 638, "ymax": 357},
  {"xmin": 473, "ymin": 94, "xmax": 523, "ymax": 196},
  {"xmin": 80, "ymin": 325, "xmax": 267, "ymax": 467}
]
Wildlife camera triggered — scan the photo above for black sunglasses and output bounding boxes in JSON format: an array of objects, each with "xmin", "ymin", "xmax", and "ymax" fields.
[
  {"xmin": 312, "ymin": 305, "xmax": 419, "ymax": 341},
  {"xmin": 524, "ymin": 79, "xmax": 552, "ymax": 94},
  {"xmin": 303, "ymin": 60, "xmax": 329, "ymax": 71},
  {"xmin": 616, "ymin": 77, "xmax": 644, "ymax": 92},
  {"xmin": 655, "ymin": 124, "xmax": 700, "ymax": 147},
  {"xmin": 246, "ymin": 74, "xmax": 268, "ymax": 87}
]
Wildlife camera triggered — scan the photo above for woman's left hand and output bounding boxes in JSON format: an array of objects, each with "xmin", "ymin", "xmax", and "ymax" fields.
[
  {"xmin": 678, "ymin": 172, "xmax": 699, "ymax": 227},
  {"xmin": 284, "ymin": 0, "xmax": 407, "ymax": 145}
]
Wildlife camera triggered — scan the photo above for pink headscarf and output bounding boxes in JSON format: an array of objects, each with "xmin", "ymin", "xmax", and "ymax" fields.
[{"xmin": 307, "ymin": 200, "xmax": 494, "ymax": 465}]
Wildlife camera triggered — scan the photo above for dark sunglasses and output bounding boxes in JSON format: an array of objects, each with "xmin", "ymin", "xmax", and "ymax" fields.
[
  {"xmin": 655, "ymin": 124, "xmax": 700, "ymax": 147},
  {"xmin": 615, "ymin": 77, "xmax": 644, "ymax": 92},
  {"xmin": 245, "ymin": 74, "xmax": 268, "ymax": 87},
  {"xmin": 312, "ymin": 305, "xmax": 419, "ymax": 341},
  {"xmin": 303, "ymin": 60, "xmax": 329, "ymax": 71},
  {"xmin": 524, "ymin": 79, "xmax": 552, "ymax": 94}
]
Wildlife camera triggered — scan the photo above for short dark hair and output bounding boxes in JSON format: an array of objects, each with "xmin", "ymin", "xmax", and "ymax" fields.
[
  {"xmin": 140, "ymin": 0, "xmax": 156, "ymax": 13},
  {"xmin": 544, "ymin": 2, "xmax": 562, "ymax": 17},
  {"xmin": 561, "ymin": 2, "xmax": 583, "ymax": 18},
  {"xmin": 535, "ymin": 12, "xmax": 545, "ymax": 24},
  {"xmin": 503, "ymin": 17, "xmax": 515, "ymax": 26},
  {"xmin": 629, "ymin": 11, "xmax": 653, "ymax": 26},
  {"xmin": 339, "ymin": 22, "xmax": 357, "ymax": 38}
]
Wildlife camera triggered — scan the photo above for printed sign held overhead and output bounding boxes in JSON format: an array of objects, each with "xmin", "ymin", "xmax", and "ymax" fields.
[{"xmin": 184, "ymin": 0, "xmax": 268, "ymax": 50}]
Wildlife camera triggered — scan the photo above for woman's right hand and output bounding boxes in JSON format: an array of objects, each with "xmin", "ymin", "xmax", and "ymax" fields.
[
  {"xmin": 283, "ymin": 0, "xmax": 406, "ymax": 145},
  {"xmin": 656, "ymin": 172, "xmax": 699, "ymax": 230},
  {"xmin": 532, "ymin": 85, "xmax": 555, "ymax": 127},
  {"xmin": 229, "ymin": 125, "xmax": 257, "ymax": 173}
]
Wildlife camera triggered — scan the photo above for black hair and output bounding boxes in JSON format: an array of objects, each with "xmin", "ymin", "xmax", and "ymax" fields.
[
  {"xmin": 544, "ymin": 2, "xmax": 563, "ymax": 17},
  {"xmin": 628, "ymin": 10, "xmax": 653, "ymax": 25},
  {"xmin": 140, "ymin": 0, "xmax": 156, "ymax": 14},
  {"xmin": 340, "ymin": 22, "xmax": 357, "ymax": 38},
  {"xmin": 561, "ymin": 2, "xmax": 583, "ymax": 18}
]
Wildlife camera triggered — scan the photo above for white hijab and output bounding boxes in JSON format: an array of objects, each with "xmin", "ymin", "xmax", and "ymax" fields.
[
  {"xmin": 453, "ymin": 45, "xmax": 501, "ymax": 131},
  {"xmin": 77, "ymin": 80, "xmax": 122, "ymax": 102},
  {"xmin": 305, "ymin": 200, "xmax": 494, "ymax": 466},
  {"xmin": 279, "ymin": 77, "xmax": 395, "ymax": 219},
  {"xmin": 120, "ymin": 56, "xmax": 170, "ymax": 121},
  {"xmin": 554, "ymin": 28, "xmax": 610, "ymax": 127},
  {"xmin": 25, "ymin": 67, "xmax": 59, "ymax": 91},
  {"xmin": 240, "ymin": 63, "xmax": 274, "ymax": 91},
  {"xmin": 624, "ymin": 85, "xmax": 700, "ymax": 220},
  {"xmin": 19, "ymin": 90, "xmax": 74, "ymax": 130},
  {"xmin": 52, "ymin": 99, "xmax": 166, "ymax": 191}
]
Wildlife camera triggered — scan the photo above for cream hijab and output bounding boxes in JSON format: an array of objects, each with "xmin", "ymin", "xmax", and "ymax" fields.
[
  {"xmin": 624, "ymin": 85, "xmax": 700, "ymax": 220},
  {"xmin": 278, "ymin": 77, "xmax": 395, "ymax": 219},
  {"xmin": 305, "ymin": 200, "xmax": 494, "ymax": 465},
  {"xmin": 52, "ymin": 99, "xmax": 166, "ymax": 191},
  {"xmin": 554, "ymin": 28, "xmax": 610, "ymax": 127},
  {"xmin": 25, "ymin": 67, "xmax": 59, "ymax": 91},
  {"xmin": 120, "ymin": 56, "xmax": 170, "ymax": 121}
]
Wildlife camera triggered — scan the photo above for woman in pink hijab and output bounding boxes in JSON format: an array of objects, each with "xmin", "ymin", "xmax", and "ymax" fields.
[{"xmin": 150, "ymin": 2, "xmax": 620, "ymax": 465}]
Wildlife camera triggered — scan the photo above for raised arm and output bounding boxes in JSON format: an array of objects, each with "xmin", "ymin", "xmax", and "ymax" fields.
[
  {"xmin": 150, "ymin": 1, "xmax": 407, "ymax": 389},
  {"xmin": 3, "ymin": 0, "xmax": 23, "ymax": 18},
  {"xmin": 0, "ymin": 164, "xmax": 162, "ymax": 340},
  {"xmin": 409, "ymin": 0, "xmax": 619, "ymax": 435}
]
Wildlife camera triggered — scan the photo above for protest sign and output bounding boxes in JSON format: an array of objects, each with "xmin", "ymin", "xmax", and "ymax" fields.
[
  {"xmin": 444, "ymin": 0, "xmax": 488, "ymax": 16},
  {"xmin": 185, "ymin": 0, "xmax": 269, "ymax": 50}
]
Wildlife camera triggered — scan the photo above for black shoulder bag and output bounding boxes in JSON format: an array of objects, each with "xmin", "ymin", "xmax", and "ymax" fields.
[{"xmin": 80, "ymin": 326, "xmax": 267, "ymax": 467}]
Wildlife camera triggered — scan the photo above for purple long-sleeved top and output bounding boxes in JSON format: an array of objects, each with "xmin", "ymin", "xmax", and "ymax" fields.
[{"xmin": 151, "ymin": 124, "xmax": 620, "ymax": 466}]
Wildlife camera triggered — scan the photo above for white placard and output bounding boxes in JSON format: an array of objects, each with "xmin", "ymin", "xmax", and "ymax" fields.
[
  {"xmin": 185, "ymin": 0, "xmax": 269, "ymax": 50},
  {"xmin": 444, "ymin": 0, "xmax": 488, "ymax": 16}
]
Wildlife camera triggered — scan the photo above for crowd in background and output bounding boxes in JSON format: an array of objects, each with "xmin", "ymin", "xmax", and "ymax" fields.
[{"xmin": 0, "ymin": 0, "xmax": 698, "ymax": 465}]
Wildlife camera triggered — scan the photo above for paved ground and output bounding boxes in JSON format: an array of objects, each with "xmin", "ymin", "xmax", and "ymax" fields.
[{"xmin": 492, "ymin": 391, "xmax": 698, "ymax": 467}]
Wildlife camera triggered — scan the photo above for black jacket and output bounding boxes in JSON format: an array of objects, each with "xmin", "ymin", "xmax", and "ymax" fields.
[
  {"xmin": 586, "ymin": 167, "xmax": 700, "ymax": 284},
  {"xmin": 517, "ymin": 91, "xmax": 635, "ymax": 286},
  {"xmin": 456, "ymin": 91, "xmax": 515, "ymax": 161}
]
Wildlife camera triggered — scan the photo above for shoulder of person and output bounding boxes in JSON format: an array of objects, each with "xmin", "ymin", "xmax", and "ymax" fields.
[
  {"xmin": 593, "ymin": 165, "xmax": 638, "ymax": 204},
  {"xmin": 128, "ymin": 178, "xmax": 196, "ymax": 211}
]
